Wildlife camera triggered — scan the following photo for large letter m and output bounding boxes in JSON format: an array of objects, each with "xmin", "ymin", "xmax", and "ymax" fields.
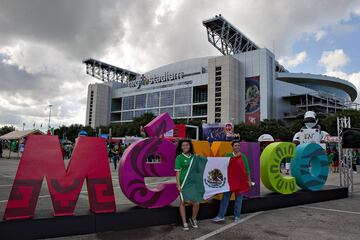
[{"xmin": 4, "ymin": 135, "xmax": 116, "ymax": 220}]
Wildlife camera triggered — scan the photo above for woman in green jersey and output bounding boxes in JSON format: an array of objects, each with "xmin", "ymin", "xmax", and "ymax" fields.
[{"xmin": 175, "ymin": 139, "xmax": 200, "ymax": 231}]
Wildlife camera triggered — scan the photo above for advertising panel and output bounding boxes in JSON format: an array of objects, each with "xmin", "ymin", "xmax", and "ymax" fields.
[
  {"xmin": 245, "ymin": 76, "xmax": 260, "ymax": 125},
  {"xmin": 202, "ymin": 123, "xmax": 234, "ymax": 142}
]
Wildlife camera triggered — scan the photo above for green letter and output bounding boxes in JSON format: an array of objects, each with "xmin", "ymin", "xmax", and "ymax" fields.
[{"xmin": 260, "ymin": 142, "xmax": 297, "ymax": 194}]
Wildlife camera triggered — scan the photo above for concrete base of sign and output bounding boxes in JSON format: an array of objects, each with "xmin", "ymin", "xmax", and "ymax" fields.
[{"xmin": 0, "ymin": 185, "xmax": 348, "ymax": 239}]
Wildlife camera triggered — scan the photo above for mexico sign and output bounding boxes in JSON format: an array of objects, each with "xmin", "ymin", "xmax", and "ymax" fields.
[{"xmin": 3, "ymin": 113, "xmax": 329, "ymax": 220}]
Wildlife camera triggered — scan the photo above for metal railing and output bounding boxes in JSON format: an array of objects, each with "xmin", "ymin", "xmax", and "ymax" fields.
[{"xmin": 337, "ymin": 117, "xmax": 354, "ymax": 195}]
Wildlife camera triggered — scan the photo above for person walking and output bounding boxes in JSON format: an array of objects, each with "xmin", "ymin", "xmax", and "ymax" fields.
[
  {"xmin": 175, "ymin": 139, "xmax": 200, "ymax": 231},
  {"xmin": 111, "ymin": 145, "xmax": 120, "ymax": 170},
  {"xmin": 333, "ymin": 149, "xmax": 339, "ymax": 173},
  {"xmin": 108, "ymin": 143, "xmax": 114, "ymax": 163},
  {"xmin": 327, "ymin": 148, "xmax": 334, "ymax": 172},
  {"xmin": 118, "ymin": 143, "xmax": 123, "ymax": 160},
  {"xmin": 352, "ymin": 149, "xmax": 358, "ymax": 174},
  {"xmin": 212, "ymin": 139, "xmax": 251, "ymax": 222}
]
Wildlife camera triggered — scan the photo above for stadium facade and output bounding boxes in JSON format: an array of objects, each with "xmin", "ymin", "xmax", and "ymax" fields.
[{"xmin": 84, "ymin": 15, "xmax": 358, "ymax": 128}]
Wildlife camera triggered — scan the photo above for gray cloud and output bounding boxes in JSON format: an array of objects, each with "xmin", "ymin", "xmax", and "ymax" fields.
[
  {"xmin": 0, "ymin": 54, "xmax": 56, "ymax": 100},
  {"xmin": 0, "ymin": 0, "xmax": 131, "ymax": 60}
]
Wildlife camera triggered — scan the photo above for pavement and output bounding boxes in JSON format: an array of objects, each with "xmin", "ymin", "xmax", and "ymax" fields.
[{"xmin": 1, "ymin": 150, "xmax": 360, "ymax": 240}]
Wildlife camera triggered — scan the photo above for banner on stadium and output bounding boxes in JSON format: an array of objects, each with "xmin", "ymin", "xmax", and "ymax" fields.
[{"xmin": 245, "ymin": 76, "xmax": 260, "ymax": 125}]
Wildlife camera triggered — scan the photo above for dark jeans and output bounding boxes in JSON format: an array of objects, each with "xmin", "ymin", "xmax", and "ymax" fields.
[
  {"xmin": 216, "ymin": 191, "xmax": 243, "ymax": 219},
  {"xmin": 352, "ymin": 163, "xmax": 357, "ymax": 172},
  {"xmin": 113, "ymin": 155, "xmax": 119, "ymax": 170}
]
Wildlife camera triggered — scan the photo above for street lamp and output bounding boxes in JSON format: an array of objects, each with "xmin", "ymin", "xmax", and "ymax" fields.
[{"xmin": 48, "ymin": 104, "xmax": 53, "ymax": 129}]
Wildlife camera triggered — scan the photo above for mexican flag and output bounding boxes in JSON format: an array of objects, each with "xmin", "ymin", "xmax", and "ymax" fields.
[{"xmin": 180, "ymin": 155, "xmax": 249, "ymax": 202}]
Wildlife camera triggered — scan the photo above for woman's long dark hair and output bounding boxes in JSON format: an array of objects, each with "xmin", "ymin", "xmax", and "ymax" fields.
[
  {"xmin": 176, "ymin": 139, "xmax": 194, "ymax": 156},
  {"xmin": 231, "ymin": 139, "xmax": 241, "ymax": 147}
]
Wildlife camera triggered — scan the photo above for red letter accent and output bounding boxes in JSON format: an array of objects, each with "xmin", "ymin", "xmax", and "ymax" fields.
[{"xmin": 4, "ymin": 135, "xmax": 115, "ymax": 220}]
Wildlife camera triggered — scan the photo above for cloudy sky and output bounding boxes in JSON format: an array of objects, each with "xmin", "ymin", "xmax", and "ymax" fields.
[{"xmin": 1, "ymin": 0, "xmax": 360, "ymax": 130}]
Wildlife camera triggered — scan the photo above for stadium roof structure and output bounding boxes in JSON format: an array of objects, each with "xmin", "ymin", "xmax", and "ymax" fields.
[
  {"xmin": 82, "ymin": 58, "xmax": 139, "ymax": 83},
  {"xmin": 84, "ymin": 15, "xmax": 289, "ymax": 82},
  {"xmin": 202, "ymin": 15, "xmax": 259, "ymax": 55},
  {"xmin": 202, "ymin": 15, "xmax": 287, "ymax": 72},
  {"xmin": 277, "ymin": 72, "xmax": 358, "ymax": 101}
]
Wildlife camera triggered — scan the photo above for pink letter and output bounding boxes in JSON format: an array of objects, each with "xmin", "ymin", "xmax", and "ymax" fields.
[{"xmin": 119, "ymin": 113, "xmax": 178, "ymax": 208}]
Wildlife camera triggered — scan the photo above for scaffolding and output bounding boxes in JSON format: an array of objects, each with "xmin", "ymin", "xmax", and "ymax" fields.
[
  {"xmin": 337, "ymin": 117, "xmax": 353, "ymax": 195},
  {"xmin": 82, "ymin": 58, "xmax": 139, "ymax": 83},
  {"xmin": 202, "ymin": 15, "xmax": 287, "ymax": 72}
]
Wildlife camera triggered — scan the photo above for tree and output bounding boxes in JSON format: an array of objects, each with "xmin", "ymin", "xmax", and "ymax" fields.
[
  {"xmin": 49, "ymin": 109, "xmax": 360, "ymax": 142},
  {"xmin": 289, "ymin": 119, "xmax": 303, "ymax": 136},
  {"xmin": 320, "ymin": 109, "xmax": 360, "ymax": 135},
  {"xmin": 54, "ymin": 124, "xmax": 95, "ymax": 142},
  {"xmin": 234, "ymin": 123, "xmax": 262, "ymax": 141},
  {"xmin": 110, "ymin": 113, "xmax": 156, "ymax": 137},
  {"xmin": 259, "ymin": 119, "xmax": 293, "ymax": 141},
  {"xmin": 0, "ymin": 126, "xmax": 15, "ymax": 136},
  {"xmin": 233, "ymin": 119, "xmax": 294, "ymax": 142}
]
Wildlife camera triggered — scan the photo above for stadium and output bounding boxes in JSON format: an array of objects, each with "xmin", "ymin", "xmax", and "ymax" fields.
[{"xmin": 83, "ymin": 15, "xmax": 358, "ymax": 128}]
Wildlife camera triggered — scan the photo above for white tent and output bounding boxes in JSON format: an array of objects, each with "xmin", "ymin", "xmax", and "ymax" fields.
[
  {"xmin": 0, "ymin": 129, "xmax": 44, "ymax": 140},
  {"xmin": 258, "ymin": 134, "xmax": 274, "ymax": 142}
]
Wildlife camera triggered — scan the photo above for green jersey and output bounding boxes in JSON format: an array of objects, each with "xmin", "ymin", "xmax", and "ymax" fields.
[
  {"xmin": 327, "ymin": 153, "xmax": 334, "ymax": 164},
  {"xmin": 226, "ymin": 152, "xmax": 251, "ymax": 176},
  {"xmin": 175, "ymin": 153, "xmax": 194, "ymax": 185}
]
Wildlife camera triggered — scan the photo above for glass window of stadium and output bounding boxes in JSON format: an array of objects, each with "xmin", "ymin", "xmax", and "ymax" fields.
[
  {"xmin": 135, "ymin": 94, "xmax": 146, "ymax": 109},
  {"xmin": 147, "ymin": 108, "xmax": 159, "ymax": 116},
  {"xmin": 135, "ymin": 110, "xmax": 146, "ymax": 118},
  {"xmin": 175, "ymin": 88, "xmax": 191, "ymax": 105},
  {"xmin": 123, "ymin": 96, "xmax": 135, "ymax": 110},
  {"xmin": 147, "ymin": 92, "xmax": 160, "ymax": 108},
  {"xmin": 175, "ymin": 106, "xmax": 190, "ymax": 117},
  {"xmin": 160, "ymin": 90, "xmax": 174, "ymax": 106},
  {"xmin": 122, "ymin": 111, "xmax": 134, "ymax": 120},
  {"xmin": 160, "ymin": 107, "xmax": 174, "ymax": 117}
]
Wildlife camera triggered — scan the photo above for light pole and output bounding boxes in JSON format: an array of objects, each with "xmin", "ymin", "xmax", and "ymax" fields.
[{"xmin": 48, "ymin": 104, "xmax": 53, "ymax": 129}]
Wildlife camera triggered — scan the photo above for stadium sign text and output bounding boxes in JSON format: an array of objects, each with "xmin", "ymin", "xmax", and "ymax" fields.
[{"xmin": 128, "ymin": 72, "xmax": 184, "ymax": 89}]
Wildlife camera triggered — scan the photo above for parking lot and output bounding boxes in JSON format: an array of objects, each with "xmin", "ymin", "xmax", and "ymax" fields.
[{"xmin": 1, "ymin": 151, "xmax": 360, "ymax": 240}]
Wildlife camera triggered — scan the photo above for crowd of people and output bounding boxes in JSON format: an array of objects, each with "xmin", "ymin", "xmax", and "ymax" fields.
[
  {"xmin": 326, "ymin": 148, "xmax": 359, "ymax": 174},
  {"xmin": 326, "ymin": 148, "xmax": 340, "ymax": 173},
  {"xmin": 60, "ymin": 142, "xmax": 74, "ymax": 160},
  {"xmin": 278, "ymin": 147, "xmax": 360, "ymax": 176},
  {"xmin": 107, "ymin": 142, "xmax": 129, "ymax": 170}
]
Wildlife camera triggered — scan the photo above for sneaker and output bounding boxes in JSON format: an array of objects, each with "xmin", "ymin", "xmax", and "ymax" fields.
[
  {"xmin": 212, "ymin": 216, "xmax": 225, "ymax": 222},
  {"xmin": 182, "ymin": 222, "xmax": 189, "ymax": 231},
  {"xmin": 189, "ymin": 218, "xmax": 199, "ymax": 228},
  {"xmin": 234, "ymin": 217, "xmax": 240, "ymax": 222}
]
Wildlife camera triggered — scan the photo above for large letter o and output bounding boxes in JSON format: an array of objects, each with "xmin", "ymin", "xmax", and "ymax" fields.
[
  {"xmin": 260, "ymin": 142, "xmax": 297, "ymax": 194},
  {"xmin": 291, "ymin": 143, "xmax": 328, "ymax": 191}
]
